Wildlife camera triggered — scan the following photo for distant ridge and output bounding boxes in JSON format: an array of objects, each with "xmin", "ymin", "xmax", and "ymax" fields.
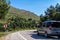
[{"xmin": 9, "ymin": 6, "xmax": 39, "ymax": 20}]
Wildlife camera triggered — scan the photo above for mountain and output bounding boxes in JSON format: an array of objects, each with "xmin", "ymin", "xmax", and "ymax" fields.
[{"xmin": 8, "ymin": 6, "xmax": 39, "ymax": 20}]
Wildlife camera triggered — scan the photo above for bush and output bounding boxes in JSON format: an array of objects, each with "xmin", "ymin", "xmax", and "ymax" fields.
[
  {"xmin": 7, "ymin": 15, "xmax": 37, "ymax": 30},
  {"xmin": 0, "ymin": 23, "xmax": 5, "ymax": 31}
]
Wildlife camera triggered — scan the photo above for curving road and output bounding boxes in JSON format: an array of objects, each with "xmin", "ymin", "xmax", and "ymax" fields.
[{"xmin": 0, "ymin": 30, "xmax": 60, "ymax": 40}]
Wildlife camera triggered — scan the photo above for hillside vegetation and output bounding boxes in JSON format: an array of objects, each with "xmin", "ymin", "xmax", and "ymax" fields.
[
  {"xmin": 8, "ymin": 6, "xmax": 39, "ymax": 21},
  {"xmin": 2, "ymin": 6, "xmax": 40, "ymax": 31}
]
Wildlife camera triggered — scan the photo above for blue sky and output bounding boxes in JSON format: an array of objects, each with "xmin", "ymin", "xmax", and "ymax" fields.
[{"xmin": 10, "ymin": 0, "xmax": 60, "ymax": 16}]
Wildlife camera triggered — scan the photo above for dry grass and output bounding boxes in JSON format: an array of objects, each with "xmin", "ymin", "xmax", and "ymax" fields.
[{"xmin": 0, "ymin": 32, "xmax": 10, "ymax": 37}]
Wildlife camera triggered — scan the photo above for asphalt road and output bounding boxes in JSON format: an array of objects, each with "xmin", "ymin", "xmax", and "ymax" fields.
[
  {"xmin": 0, "ymin": 30, "xmax": 60, "ymax": 40},
  {"xmin": 20, "ymin": 30, "xmax": 60, "ymax": 40}
]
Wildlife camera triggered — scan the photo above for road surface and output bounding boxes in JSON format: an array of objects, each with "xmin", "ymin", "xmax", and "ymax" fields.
[{"xmin": 0, "ymin": 30, "xmax": 60, "ymax": 40}]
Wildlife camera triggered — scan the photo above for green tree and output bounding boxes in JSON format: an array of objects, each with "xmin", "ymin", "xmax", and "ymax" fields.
[
  {"xmin": 55, "ymin": 3, "xmax": 60, "ymax": 12},
  {"xmin": 39, "ymin": 14, "xmax": 44, "ymax": 26},
  {"xmin": 54, "ymin": 12, "xmax": 60, "ymax": 20},
  {"xmin": 0, "ymin": 0, "xmax": 10, "ymax": 19},
  {"xmin": 39, "ymin": 3, "xmax": 60, "ymax": 28},
  {"xmin": 45, "ymin": 5, "xmax": 56, "ymax": 20}
]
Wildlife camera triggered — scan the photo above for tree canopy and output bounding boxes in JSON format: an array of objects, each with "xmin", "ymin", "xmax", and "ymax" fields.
[
  {"xmin": 0, "ymin": 0, "xmax": 10, "ymax": 19},
  {"xmin": 40, "ymin": 3, "xmax": 60, "ymax": 21},
  {"xmin": 39, "ymin": 3, "xmax": 60, "ymax": 26}
]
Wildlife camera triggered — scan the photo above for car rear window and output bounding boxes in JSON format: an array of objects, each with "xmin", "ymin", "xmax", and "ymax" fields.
[{"xmin": 46, "ymin": 22, "xmax": 60, "ymax": 28}]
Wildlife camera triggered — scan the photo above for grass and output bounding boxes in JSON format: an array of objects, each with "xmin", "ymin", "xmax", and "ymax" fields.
[
  {"xmin": 0, "ymin": 32, "xmax": 10, "ymax": 37},
  {"xmin": 0, "ymin": 27, "xmax": 37, "ymax": 37},
  {"xmin": 14, "ymin": 27, "xmax": 37, "ymax": 31}
]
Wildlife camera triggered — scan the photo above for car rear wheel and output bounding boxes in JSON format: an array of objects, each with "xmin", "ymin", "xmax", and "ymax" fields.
[
  {"xmin": 58, "ymin": 36, "xmax": 60, "ymax": 38},
  {"xmin": 45, "ymin": 32, "xmax": 50, "ymax": 38},
  {"xmin": 37, "ymin": 32, "xmax": 40, "ymax": 35},
  {"xmin": 45, "ymin": 33, "xmax": 48, "ymax": 37}
]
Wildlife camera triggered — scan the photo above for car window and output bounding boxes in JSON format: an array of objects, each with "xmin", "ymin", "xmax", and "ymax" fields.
[
  {"xmin": 46, "ymin": 22, "xmax": 51, "ymax": 27},
  {"xmin": 51, "ymin": 22, "xmax": 60, "ymax": 28},
  {"xmin": 45, "ymin": 22, "xmax": 60, "ymax": 28}
]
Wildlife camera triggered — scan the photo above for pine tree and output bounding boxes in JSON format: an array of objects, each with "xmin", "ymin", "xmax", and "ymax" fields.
[{"xmin": 0, "ymin": 0, "xmax": 10, "ymax": 19}]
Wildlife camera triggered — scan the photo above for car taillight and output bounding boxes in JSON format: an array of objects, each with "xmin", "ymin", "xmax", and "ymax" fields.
[
  {"xmin": 48, "ymin": 25, "xmax": 52, "ymax": 30},
  {"xmin": 49, "ymin": 27, "xmax": 52, "ymax": 30}
]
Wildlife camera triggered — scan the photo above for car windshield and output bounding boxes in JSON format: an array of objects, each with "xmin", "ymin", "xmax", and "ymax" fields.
[{"xmin": 46, "ymin": 22, "xmax": 60, "ymax": 28}]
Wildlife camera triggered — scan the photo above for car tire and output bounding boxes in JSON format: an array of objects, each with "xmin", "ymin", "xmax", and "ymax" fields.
[
  {"xmin": 37, "ymin": 32, "xmax": 40, "ymax": 35},
  {"xmin": 45, "ymin": 33, "xmax": 50, "ymax": 38},
  {"xmin": 45, "ymin": 33, "xmax": 47, "ymax": 37},
  {"xmin": 58, "ymin": 36, "xmax": 60, "ymax": 38}
]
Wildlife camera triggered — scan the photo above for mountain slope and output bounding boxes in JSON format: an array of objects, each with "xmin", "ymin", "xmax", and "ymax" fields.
[{"xmin": 9, "ymin": 6, "xmax": 39, "ymax": 20}]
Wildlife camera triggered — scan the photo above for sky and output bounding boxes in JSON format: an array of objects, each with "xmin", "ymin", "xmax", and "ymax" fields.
[{"xmin": 10, "ymin": 0, "xmax": 60, "ymax": 16}]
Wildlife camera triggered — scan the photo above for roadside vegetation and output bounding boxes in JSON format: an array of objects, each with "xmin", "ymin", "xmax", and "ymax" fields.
[
  {"xmin": 0, "ymin": 32, "xmax": 10, "ymax": 37},
  {"xmin": 0, "ymin": 0, "xmax": 38, "ymax": 31}
]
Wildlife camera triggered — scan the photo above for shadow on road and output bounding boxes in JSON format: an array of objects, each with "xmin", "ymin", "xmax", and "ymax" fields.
[{"xmin": 30, "ymin": 31, "xmax": 60, "ymax": 40}]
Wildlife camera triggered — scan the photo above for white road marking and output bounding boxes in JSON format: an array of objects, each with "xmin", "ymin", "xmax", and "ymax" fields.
[{"xmin": 17, "ymin": 32, "xmax": 27, "ymax": 40}]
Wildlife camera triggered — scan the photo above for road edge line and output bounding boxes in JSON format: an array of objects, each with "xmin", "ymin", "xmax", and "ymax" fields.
[{"xmin": 17, "ymin": 32, "xmax": 27, "ymax": 40}]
